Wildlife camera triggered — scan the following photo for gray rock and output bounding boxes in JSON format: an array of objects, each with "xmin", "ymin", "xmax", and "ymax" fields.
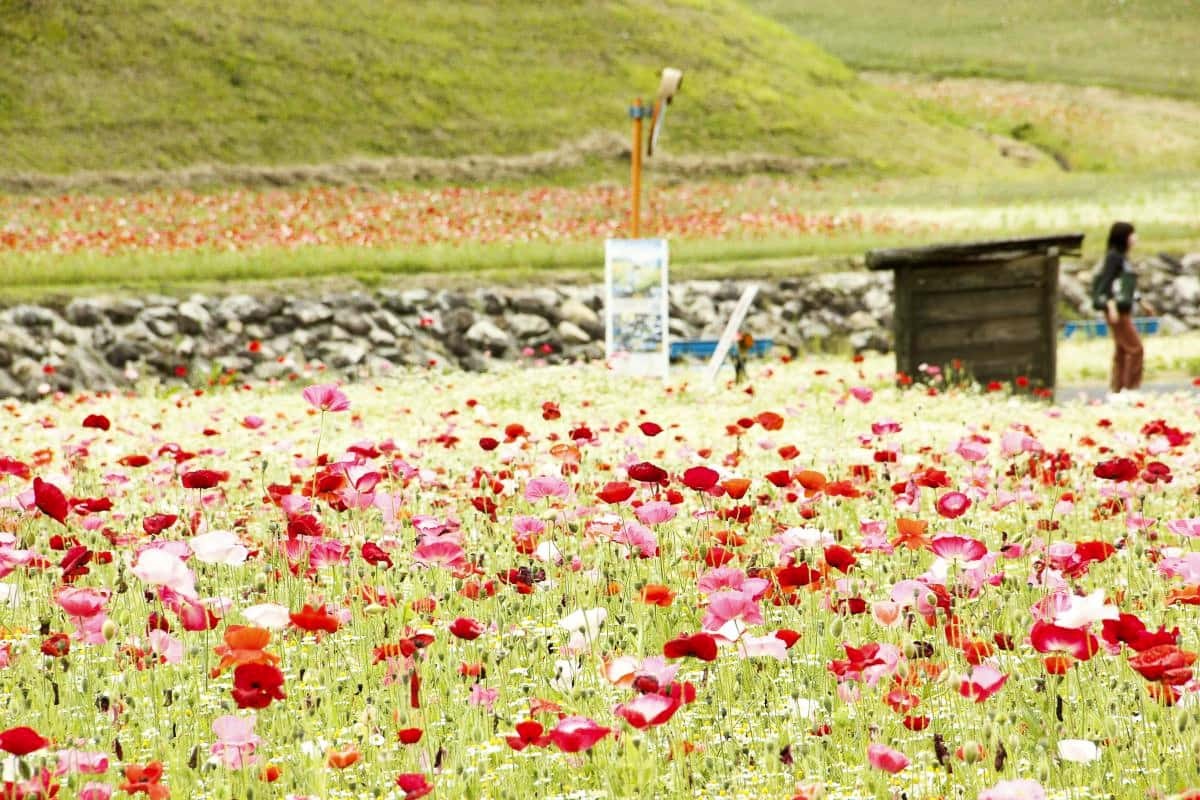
[
  {"xmin": 369, "ymin": 310, "xmax": 412, "ymax": 338},
  {"xmin": 442, "ymin": 307, "xmax": 476, "ymax": 334},
  {"xmin": 850, "ymin": 329, "xmax": 892, "ymax": 354},
  {"xmin": 368, "ymin": 327, "xmax": 396, "ymax": 346},
  {"xmin": 140, "ymin": 307, "xmax": 177, "ymax": 338},
  {"xmin": 64, "ymin": 298, "xmax": 107, "ymax": 326},
  {"xmin": 104, "ymin": 341, "xmax": 144, "ymax": 368},
  {"xmin": 217, "ymin": 294, "xmax": 270, "ymax": 324},
  {"xmin": 1158, "ymin": 314, "xmax": 1190, "ymax": 336},
  {"xmin": 9, "ymin": 305, "xmax": 58, "ymax": 328},
  {"xmin": 105, "ymin": 298, "xmax": 144, "ymax": 324},
  {"xmin": 511, "ymin": 288, "xmax": 561, "ymax": 317},
  {"xmin": 1181, "ymin": 253, "xmax": 1200, "ymax": 272},
  {"xmin": 798, "ymin": 319, "xmax": 832, "ymax": 341},
  {"xmin": 1169, "ymin": 275, "xmax": 1200, "ymax": 307},
  {"xmin": 558, "ymin": 299, "xmax": 601, "ymax": 332},
  {"xmin": 177, "ymin": 301, "xmax": 213, "ymax": 335},
  {"xmin": 465, "ymin": 320, "xmax": 512, "ymax": 351},
  {"xmin": 845, "ymin": 311, "xmax": 878, "ymax": 331},
  {"xmin": 509, "ymin": 313, "xmax": 552, "ymax": 339},
  {"xmin": 556, "ymin": 321, "xmax": 592, "ymax": 345},
  {"xmin": 473, "ymin": 289, "xmax": 508, "ymax": 316},
  {"xmin": 288, "ymin": 300, "xmax": 333, "ymax": 326},
  {"xmin": 318, "ymin": 341, "xmax": 367, "ymax": 369}
]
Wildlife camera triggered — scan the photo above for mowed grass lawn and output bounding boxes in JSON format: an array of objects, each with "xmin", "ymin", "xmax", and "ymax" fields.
[{"xmin": 750, "ymin": 0, "xmax": 1200, "ymax": 100}]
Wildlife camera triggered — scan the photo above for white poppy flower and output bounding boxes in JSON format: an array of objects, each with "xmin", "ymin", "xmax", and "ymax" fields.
[
  {"xmin": 1058, "ymin": 739, "xmax": 1100, "ymax": 763},
  {"xmin": 189, "ymin": 531, "xmax": 249, "ymax": 566}
]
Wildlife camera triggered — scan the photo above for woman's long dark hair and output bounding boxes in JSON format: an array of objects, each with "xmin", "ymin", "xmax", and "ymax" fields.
[{"xmin": 1107, "ymin": 221, "xmax": 1135, "ymax": 253}]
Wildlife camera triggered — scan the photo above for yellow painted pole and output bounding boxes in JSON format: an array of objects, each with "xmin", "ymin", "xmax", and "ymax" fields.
[{"xmin": 630, "ymin": 98, "xmax": 643, "ymax": 238}]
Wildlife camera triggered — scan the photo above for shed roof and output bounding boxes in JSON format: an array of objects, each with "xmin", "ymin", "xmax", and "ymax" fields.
[{"xmin": 866, "ymin": 233, "xmax": 1085, "ymax": 271}]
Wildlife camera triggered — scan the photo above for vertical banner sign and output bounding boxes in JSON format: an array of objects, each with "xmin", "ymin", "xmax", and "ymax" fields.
[
  {"xmin": 605, "ymin": 238, "xmax": 670, "ymax": 379},
  {"xmin": 702, "ymin": 284, "xmax": 759, "ymax": 386}
]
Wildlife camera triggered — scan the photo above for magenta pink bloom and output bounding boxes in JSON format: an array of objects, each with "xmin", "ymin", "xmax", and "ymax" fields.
[
  {"xmin": 413, "ymin": 540, "xmax": 468, "ymax": 572},
  {"xmin": 524, "ymin": 475, "xmax": 570, "ymax": 501},
  {"xmin": 959, "ymin": 664, "xmax": 1009, "ymax": 703},
  {"xmin": 930, "ymin": 534, "xmax": 987, "ymax": 562},
  {"xmin": 614, "ymin": 692, "xmax": 682, "ymax": 729},
  {"xmin": 867, "ymin": 743, "xmax": 909, "ymax": 773},
  {"xmin": 701, "ymin": 589, "xmax": 764, "ymax": 631},
  {"xmin": 1030, "ymin": 621, "xmax": 1099, "ymax": 660},
  {"xmin": 78, "ymin": 784, "xmax": 113, "ymax": 800},
  {"xmin": 612, "ymin": 522, "xmax": 658, "ymax": 558},
  {"xmin": 57, "ymin": 749, "xmax": 110, "ymax": 775},
  {"xmin": 935, "ymin": 491, "xmax": 971, "ymax": 519},
  {"xmin": 634, "ymin": 500, "xmax": 676, "ymax": 525},
  {"xmin": 55, "ymin": 587, "xmax": 109, "ymax": 618},
  {"xmin": 549, "ymin": 716, "xmax": 610, "ymax": 753},
  {"xmin": 302, "ymin": 383, "xmax": 350, "ymax": 413}
]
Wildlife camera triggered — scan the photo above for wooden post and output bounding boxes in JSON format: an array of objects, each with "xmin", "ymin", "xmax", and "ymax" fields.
[{"xmin": 630, "ymin": 98, "xmax": 643, "ymax": 238}]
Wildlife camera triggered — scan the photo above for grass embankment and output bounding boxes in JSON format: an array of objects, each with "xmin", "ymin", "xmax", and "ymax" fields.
[
  {"xmin": 0, "ymin": 0, "xmax": 1011, "ymax": 179},
  {"xmin": 751, "ymin": 0, "xmax": 1200, "ymax": 100}
]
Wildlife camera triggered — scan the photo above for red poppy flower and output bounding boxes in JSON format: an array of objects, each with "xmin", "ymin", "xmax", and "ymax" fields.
[
  {"xmin": 40, "ymin": 632, "xmax": 70, "ymax": 657},
  {"xmin": 1102, "ymin": 613, "xmax": 1179, "ymax": 652},
  {"xmin": 628, "ymin": 462, "xmax": 668, "ymax": 483},
  {"xmin": 396, "ymin": 772, "xmax": 434, "ymax": 799},
  {"xmin": 33, "ymin": 477, "xmax": 69, "ymax": 525},
  {"xmin": 756, "ymin": 411, "xmax": 784, "ymax": 431},
  {"xmin": 478, "ymin": 437, "xmax": 499, "ymax": 451},
  {"xmin": 1129, "ymin": 645, "xmax": 1197, "ymax": 685},
  {"xmin": 549, "ymin": 716, "xmax": 611, "ymax": 753},
  {"xmin": 397, "ymin": 727, "xmax": 424, "ymax": 745},
  {"xmin": 775, "ymin": 629, "xmax": 801, "ymax": 649},
  {"xmin": 935, "ymin": 491, "xmax": 971, "ymax": 519},
  {"xmin": 681, "ymin": 466, "xmax": 719, "ymax": 491},
  {"xmin": 0, "ymin": 726, "xmax": 49, "ymax": 756},
  {"xmin": 1093, "ymin": 457, "xmax": 1138, "ymax": 482},
  {"xmin": 505, "ymin": 720, "xmax": 552, "ymax": 751},
  {"xmin": 640, "ymin": 584, "xmax": 675, "ymax": 607},
  {"xmin": 596, "ymin": 481, "xmax": 635, "ymax": 504},
  {"xmin": 663, "ymin": 632, "xmax": 718, "ymax": 662},
  {"xmin": 638, "ymin": 422, "xmax": 663, "ymax": 436},
  {"xmin": 142, "ymin": 513, "xmax": 177, "ymax": 535},
  {"xmin": 232, "ymin": 663, "xmax": 287, "ymax": 709},
  {"xmin": 82, "ymin": 414, "xmax": 111, "ymax": 431},
  {"xmin": 823, "ymin": 545, "xmax": 857, "ymax": 573},
  {"xmin": 449, "ymin": 617, "xmax": 485, "ymax": 640},
  {"xmin": 290, "ymin": 604, "xmax": 341, "ymax": 633},
  {"xmin": 361, "ymin": 542, "xmax": 394, "ymax": 568},
  {"xmin": 181, "ymin": 469, "xmax": 229, "ymax": 489}
]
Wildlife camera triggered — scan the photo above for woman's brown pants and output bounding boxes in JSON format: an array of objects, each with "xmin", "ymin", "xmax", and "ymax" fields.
[{"xmin": 1110, "ymin": 313, "xmax": 1144, "ymax": 392}]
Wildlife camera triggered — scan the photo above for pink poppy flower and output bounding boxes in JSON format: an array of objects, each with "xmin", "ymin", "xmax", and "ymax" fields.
[
  {"xmin": 979, "ymin": 779, "xmax": 1047, "ymax": 800},
  {"xmin": 211, "ymin": 714, "xmax": 260, "ymax": 769},
  {"xmin": 930, "ymin": 534, "xmax": 987, "ymax": 563},
  {"xmin": 959, "ymin": 664, "xmax": 1009, "ymax": 703},
  {"xmin": 867, "ymin": 743, "xmax": 909, "ymax": 773},
  {"xmin": 549, "ymin": 716, "xmax": 610, "ymax": 753},
  {"xmin": 302, "ymin": 383, "xmax": 350, "ymax": 412},
  {"xmin": 524, "ymin": 476, "xmax": 570, "ymax": 501}
]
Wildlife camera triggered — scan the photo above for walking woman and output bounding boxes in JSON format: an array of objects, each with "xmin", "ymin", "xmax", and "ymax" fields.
[{"xmin": 1092, "ymin": 221, "xmax": 1155, "ymax": 399}]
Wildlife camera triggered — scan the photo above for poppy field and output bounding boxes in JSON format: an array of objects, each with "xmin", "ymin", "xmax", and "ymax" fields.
[{"xmin": 0, "ymin": 355, "xmax": 1199, "ymax": 800}]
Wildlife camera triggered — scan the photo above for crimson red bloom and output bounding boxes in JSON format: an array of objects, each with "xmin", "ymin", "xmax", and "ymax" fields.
[
  {"xmin": 628, "ymin": 462, "xmax": 668, "ymax": 483},
  {"xmin": 505, "ymin": 720, "xmax": 552, "ymax": 751},
  {"xmin": 232, "ymin": 663, "xmax": 287, "ymax": 709},
  {"xmin": 663, "ymin": 632, "xmax": 719, "ymax": 662},
  {"xmin": 396, "ymin": 773, "xmax": 434, "ymax": 799},
  {"xmin": 397, "ymin": 728, "xmax": 424, "ymax": 745},
  {"xmin": 82, "ymin": 414, "xmax": 111, "ymax": 431},
  {"xmin": 33, "ymin": 477, "xmax": 69, "ymax": 525},
  {"xmin": 449, "ymin": 616, "xmax": 485, "ymax": 640},
  {"xmin": 596, "ymin": 481, "xmax": 635, "ymax": 504},
  {"xmin": 824, "ymin": 544, "xmax": 857, "ymax": 573},
  {"xmin": 142, "ymin": 513, "xmax": 178, "ymax": 535},
  {"xmin": 638, "ymin": 421, "xmax": 663, "ymax": 436},
  {"xmin": 1093, "ymin": 457, "xmax": 1138, "ymax": 482},
  {"xmin": 1129, "ymin": 645, "xmax": 1197, "ymax": 685},
  {"xmin": 361, "ymin": 541, "xmax": 394, "ymax": 568},
  {"xmin": 180, "ymin": 469, "xmax": 229, "ymax": 489},
  {"xmin": 681, "ymin": 466, "xmax": 720, "ymax": 491},
  {"xmin": 0, "ymin": 726, "xmax": 49, "ymax": 756}
]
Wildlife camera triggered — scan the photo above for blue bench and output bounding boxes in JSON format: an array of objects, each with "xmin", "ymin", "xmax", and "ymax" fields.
[
  {"xmin": 670, "ymin": 338, "xmax": 774, "ymax": 361},
  {"xmin": 1061, "ymin": 317, "xmax": 1160, "ymax": 339}
]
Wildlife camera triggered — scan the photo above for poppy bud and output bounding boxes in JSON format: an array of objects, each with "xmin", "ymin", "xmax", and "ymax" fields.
[
  {"xmin": 102, "ymin": 619, "xmax": 118, "ymax": 641},
  {"xmin": 829, "ymin": 619, "xmax": 843, "ymax": 638},
  {"xmin": 363, "ymin": 604, "xmax": 386, "ymax": 617}
]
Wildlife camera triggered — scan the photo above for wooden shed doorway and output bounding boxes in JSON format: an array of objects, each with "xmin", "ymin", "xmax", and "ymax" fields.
[{"xmin": 867, "ymin": 234, "xmax": 1084, "ymax": 393}]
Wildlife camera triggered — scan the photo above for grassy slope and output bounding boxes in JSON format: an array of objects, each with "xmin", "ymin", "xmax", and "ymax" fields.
[
  {"xmin": 0, "ymin": 0, "xmax": 1013, "ymax": 177},
  {"xmin": 749, "ymin": 0, "xmax": 1200, "ymax": 100}
]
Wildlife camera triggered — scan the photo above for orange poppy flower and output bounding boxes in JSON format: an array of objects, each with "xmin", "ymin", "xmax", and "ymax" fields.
[
  {"xmin": 211, "ymin": 625, "xmax": 279, "ymax": 678},
  {"xmin": 795, "ymin": 470, "xmax": 827, "ymax": 493},
  {"xmin": 326, "ymin": 746, "xmax": 361, "ymax": 769},
  {"xmin": 639, "ymin": 584, "xmax": 675, "ymax": 607},
  {"xmin": 721, "ymin": 478, "xmax": 751, "ymax": 500},
  {"xmin": 892, "ymin": 518, "xmax": 931, "ymax": 550},
  {"xmin": 1167, "ymin": 585, "xmax": 1200, "ymax": 606}
]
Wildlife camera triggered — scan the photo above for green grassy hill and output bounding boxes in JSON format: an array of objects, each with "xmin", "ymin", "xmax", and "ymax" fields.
[
  {"xmin": 749, "ymin": 0, "xmax": 1200, "ymax": 100},
  {"xmin": 0, "ymin": 0, "xmax": 1028, "ymax": 180}
]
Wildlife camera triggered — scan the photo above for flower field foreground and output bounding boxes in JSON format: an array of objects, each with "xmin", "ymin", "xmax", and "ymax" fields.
[{"xmin": 0, "ymin": 360, "xmax": 1198, "ymax": 800}]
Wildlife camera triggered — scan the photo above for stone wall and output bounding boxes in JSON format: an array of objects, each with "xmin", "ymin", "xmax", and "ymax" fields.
[{"xmin": 1, "ymin": 253, "xmax": 1196, "ymax": 399}]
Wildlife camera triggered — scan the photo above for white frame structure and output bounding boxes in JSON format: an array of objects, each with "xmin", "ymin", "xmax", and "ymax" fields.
[{"xmin": 604, "ymin": 238, "xmax": 670, "ymax": 379}]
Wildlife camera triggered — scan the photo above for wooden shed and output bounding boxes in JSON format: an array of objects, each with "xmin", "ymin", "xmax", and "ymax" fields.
[{"xmin": 866, "ymin": 234, "xmax": 1084, "ymax": 391}]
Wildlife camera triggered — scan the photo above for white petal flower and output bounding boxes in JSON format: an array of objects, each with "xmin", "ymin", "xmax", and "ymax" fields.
[
  {"xmin": 1058, "ymin": 739, "xmax": 1099, "ymax": 763},
  {"xmin": 189, "ymin": 531, "xmax": 249, "ymax": 566},
  {"xmin": 242, "ymin": 603, "xmax": 292, "ymax": 629},
  {"xmin": 559, "ymin": 607, "xmax": 607, "ymax": 637}
]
